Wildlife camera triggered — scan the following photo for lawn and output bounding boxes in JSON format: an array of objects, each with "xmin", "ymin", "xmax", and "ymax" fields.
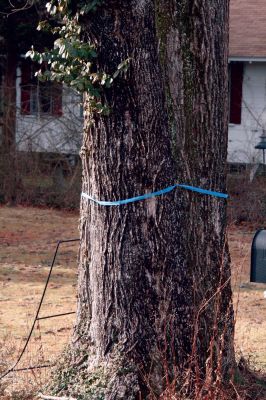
[{"xmin": 0, "ymin": 205, "xmax": 265, "ymax": 398}]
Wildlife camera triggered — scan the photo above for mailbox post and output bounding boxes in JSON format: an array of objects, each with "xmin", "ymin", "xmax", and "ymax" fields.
[
  {"xmin": 251, "ymin": 229, "xmax": 266, "ymax": 283},
  {"xmin": 255, "ymin": 132, "xmax": 266, "ymax": 165}
]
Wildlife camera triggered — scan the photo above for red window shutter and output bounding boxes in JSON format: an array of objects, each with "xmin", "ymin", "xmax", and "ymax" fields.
[
  {"xmin": 20, "ymin": 60, "xmax": 31, "ymax": 115},
  {"xmin": 52, "ymin": 83, "xmax": 63, "ymax": 116},
  {"xmin": 230, "ymin": 62, "xmax": 243, "ymax": 125}
]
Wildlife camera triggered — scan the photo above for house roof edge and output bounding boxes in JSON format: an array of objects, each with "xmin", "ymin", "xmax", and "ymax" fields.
[{"xmin": 229, "ymin": 56, "xmax": 266, "ymax": 63}]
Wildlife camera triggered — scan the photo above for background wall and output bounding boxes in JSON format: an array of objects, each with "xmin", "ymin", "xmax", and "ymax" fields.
[{"xmin": 228, "ymin": 62, "xmax": 266, "ymax": 164}]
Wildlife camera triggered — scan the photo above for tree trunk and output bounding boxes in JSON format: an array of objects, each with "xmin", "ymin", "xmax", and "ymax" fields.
[{"xmin": 55, "ymin": 1, "xmax": 234, "ymax": 399}]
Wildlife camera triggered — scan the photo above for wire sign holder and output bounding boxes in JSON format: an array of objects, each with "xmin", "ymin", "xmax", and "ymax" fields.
[{"xmin": 0, "ymin": 238, "xmax": 80, "ymax": 379}]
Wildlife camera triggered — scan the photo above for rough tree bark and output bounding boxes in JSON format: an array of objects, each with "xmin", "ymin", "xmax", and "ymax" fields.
[{"xmin": 56, "ymin": 1, "xmax": 234, "ymax": 399}]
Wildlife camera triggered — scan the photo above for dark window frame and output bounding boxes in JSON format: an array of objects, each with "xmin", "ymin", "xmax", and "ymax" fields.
[{"xmin": 20, "ymin": 59, "xmax": 62, "ymax": 117}]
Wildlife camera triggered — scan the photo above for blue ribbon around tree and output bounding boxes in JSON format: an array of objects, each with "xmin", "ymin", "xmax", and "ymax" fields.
[{"xmin": 81, "ymin": 183, "xmax": 228, "ymax": 206}]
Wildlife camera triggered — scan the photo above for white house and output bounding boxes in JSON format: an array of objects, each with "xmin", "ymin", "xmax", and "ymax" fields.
[
  {"xmin": 0, "ymin": 57, "xmax": 83, "ymax": 157},
  {"xmin": 16, "ymin": 59, "xmax": 83, "ymax": 156},
  {"xmin": 1, "ymin": 1, "xmax": 266, "ymax": 165},
  {"xmin": 17, "ymin": 0, "xmax": 266, "ymax": 165},
  {"xmin": 228, "ymin": 0, "xmax": 266, "ymax": 164}
]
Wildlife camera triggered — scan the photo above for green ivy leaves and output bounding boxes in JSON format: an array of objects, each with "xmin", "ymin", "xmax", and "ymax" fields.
[{"xmin": 26, "ymin": 0, "xmax": 130, "ymax": 115}]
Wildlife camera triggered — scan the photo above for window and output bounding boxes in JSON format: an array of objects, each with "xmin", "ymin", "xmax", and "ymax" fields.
[
  {"xmin": 20, "ymin": 60, "xmax": 62, "ymax": 116},
  {"xmin": 229, "ymin": 62, "xmax": 244, "ymax": 125}
]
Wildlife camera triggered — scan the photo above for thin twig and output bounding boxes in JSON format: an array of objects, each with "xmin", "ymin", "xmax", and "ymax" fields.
[
  {"xmin": 229, "ymin": 379, "xmax": 242, "ymax": 400},
  {"xmin": 38, "ymin": 393, "xmax": 77, "ymax": 400}
]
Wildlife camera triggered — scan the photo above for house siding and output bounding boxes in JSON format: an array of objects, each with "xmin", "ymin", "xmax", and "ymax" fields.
[
  {"xmin": 1, "ymin": 61, "xmax": 265, "ymax": 164},
  {"xmin": 15, "ymin": 67, "xmax": 83, "ymax": 155},
  {"xmin": 228, "ymin": 62, "xmax": 266, "ymax": 164}
]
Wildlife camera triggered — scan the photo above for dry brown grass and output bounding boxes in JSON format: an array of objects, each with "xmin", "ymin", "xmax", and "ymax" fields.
[
  {"xmin": 0, "ymin": 205, "xmax": 266, "ymax": 398},
  {"xmin": 0, "ymin": 206, "xmax": 79, "ymax": 399},
  {"xmin": 229, "ymin": 222, "xmax": 266, "ymax": 370}
]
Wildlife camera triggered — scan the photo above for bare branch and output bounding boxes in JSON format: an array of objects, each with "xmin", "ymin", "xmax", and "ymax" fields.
[
  {"xmin": 0, "ymin": 0, "xmax": 34, "ymax": 16},
  {"xmin": 38, "ymin": 393, "xmax": 77, "ymax": 400}
]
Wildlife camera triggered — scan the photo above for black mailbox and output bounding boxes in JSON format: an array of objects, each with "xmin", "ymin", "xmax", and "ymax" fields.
[{"xmin": 251, "ymin": 229, "xmax": 266, "ymax": 283}]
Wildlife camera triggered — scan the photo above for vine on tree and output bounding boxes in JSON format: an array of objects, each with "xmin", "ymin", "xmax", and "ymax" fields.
[{"xmin": 26, "ymin": 0, "xmax": 130, "ymax": 114}]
